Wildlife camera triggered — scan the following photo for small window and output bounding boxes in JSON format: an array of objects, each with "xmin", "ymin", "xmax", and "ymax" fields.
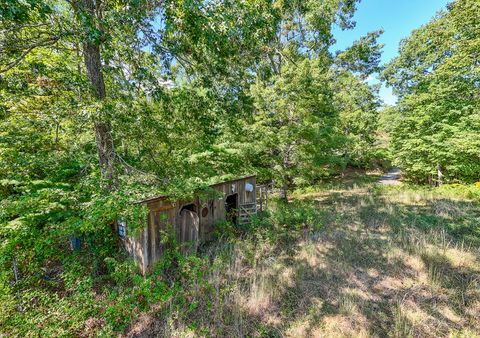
[{"xmin": 118, "ymin": 219, "xmax": 127, "ymax": 238}]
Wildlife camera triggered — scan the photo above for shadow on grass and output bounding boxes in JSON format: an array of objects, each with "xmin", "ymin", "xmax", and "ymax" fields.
[
  {"xmin": 124, "ymin": 187, "xmax": 480, "ymax": 337},
  {"xmin": 264, "ymin": 190, "xmax": 480, "ymax": 336}
]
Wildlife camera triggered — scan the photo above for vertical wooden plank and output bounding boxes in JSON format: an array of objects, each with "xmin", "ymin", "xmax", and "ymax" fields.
[
  {"xmin": 184, "ymin": 211, "xmax": 188, "ymax": 243},
  {"xmin": 142, "ymin": 218, "xmax": 149, "ymax": 274},
  {"xmin": 209, "ymin": 199, "xmax": 214, "ymax": 238},
  {"xmin": 156, "ymin": 211, "xmax": 162, "ymax": 258},
  {"xmin": 151, "ymin": 212, "xmax": 157, "ymax": 264},
  {"xmin": 175, "ymin": 208, "xmax": 199, "ymax": 252}
]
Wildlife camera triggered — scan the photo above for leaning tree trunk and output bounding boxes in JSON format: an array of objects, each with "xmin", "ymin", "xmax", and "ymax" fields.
[{"xmin": 76, "ymin": 0, "xmax": 116, "ymax": 186}]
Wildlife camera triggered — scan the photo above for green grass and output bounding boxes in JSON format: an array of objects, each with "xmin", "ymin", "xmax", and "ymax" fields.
[{"xmin": 2, "ymin": 180, "xmax": 480, "ymax": 337}]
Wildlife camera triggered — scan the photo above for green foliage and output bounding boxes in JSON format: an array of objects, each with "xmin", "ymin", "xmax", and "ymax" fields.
[
  {"xmin": 249, "ymin": 57, "xmax": 342, "ymax": 192},
  {"xmin": 333, "ymin": 70, "xmax": 385, "ymax": 168},
  {"xmin": 335, "ymin": 29, "xmax": 384, "ymax": 78},
  {"xmin": 237, "ymin": 4, "xmax": 384, "ymax": 196},
  {"xmin": 0, "ymin": 0, "xmax": 395, "ymax": 335},
  {"xmin": 382, "ymin": 0, "xmax": 480, "ymax": 183}
]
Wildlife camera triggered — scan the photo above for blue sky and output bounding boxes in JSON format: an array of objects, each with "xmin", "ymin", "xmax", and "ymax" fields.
[{"xmin": 332, "ymin": 0, "xmax": 450, "ymax": 105}]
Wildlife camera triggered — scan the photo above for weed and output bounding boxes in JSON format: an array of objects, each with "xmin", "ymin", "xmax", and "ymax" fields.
[
  {"xmin": 392, "ymin": 302, "xmax": 414, "ymax": 338},
  {"xmin": 3, "ymin": 181, "xmax": 480, "ymax": 337}
]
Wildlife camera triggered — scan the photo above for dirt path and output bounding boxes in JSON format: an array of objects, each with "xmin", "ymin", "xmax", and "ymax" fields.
[{"xmin": 378, "ymin": 167, "xmax": 401, "ymax": 185}]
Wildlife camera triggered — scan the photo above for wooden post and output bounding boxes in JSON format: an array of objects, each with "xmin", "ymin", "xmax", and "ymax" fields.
[
  {"xmin": 258, "ymin": 186, "xmax": 263, "ymax": 212},
  {"xmin": 265, "ymin": 185, "xmax": 269, "ymax": 210}
]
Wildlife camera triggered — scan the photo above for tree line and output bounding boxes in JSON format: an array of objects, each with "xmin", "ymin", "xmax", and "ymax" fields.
[{"xmin": 383, "ymin": 0, "xmax": 480, "ymax": 184}]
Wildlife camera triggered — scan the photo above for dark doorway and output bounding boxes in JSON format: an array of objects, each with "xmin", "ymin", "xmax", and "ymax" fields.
[
  {"xmin": 180, "ymin": 203, "xmax": 197, "ymax": 213},
  {"xmin": 225, "ymin": 193, "xmax": 238, "ymax": 225}
]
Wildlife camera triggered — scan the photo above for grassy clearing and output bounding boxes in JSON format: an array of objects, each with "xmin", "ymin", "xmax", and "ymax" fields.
[
  {"xmin": 122, "ymin": 181, "xmax": 480, "ymax": 337},
  {"xmin": 2, "ymin": 179, "xmax": 479, "ymax": 337}
]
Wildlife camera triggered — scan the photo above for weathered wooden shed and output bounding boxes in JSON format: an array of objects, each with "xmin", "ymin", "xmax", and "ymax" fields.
[{"xmin": 121, "ymin": 175, "xmax": 257, "ymax": 274}]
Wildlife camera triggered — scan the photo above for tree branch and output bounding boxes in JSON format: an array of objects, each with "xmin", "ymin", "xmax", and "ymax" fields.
[{"xmin": 0, "ymin": 37, "xmax": 60, "ymax": 73}]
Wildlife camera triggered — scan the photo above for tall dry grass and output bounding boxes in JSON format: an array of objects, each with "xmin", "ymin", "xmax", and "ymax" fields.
[{"xmin": 124, "ymin": 183, "xmax": 480, "ymax": 337}]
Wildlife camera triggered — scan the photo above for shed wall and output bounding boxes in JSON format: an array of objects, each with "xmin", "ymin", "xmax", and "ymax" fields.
[{"xmin": 130, "ymin": 176, "xmax": 256, "ymax": 274}]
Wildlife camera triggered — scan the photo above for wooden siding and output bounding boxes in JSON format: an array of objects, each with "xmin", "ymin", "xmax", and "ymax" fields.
[{"xmin": 129, "ymin": 176, "xmax": 257, "ymax": 274}]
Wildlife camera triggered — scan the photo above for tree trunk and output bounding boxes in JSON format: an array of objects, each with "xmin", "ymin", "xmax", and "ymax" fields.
[
  {"xmin": 76, "ymin": 0, "xmax": 116, "ymax": 185},
  {"xmin": 280, "ymin": 146, "xmax": 291, "ymax": 202},
  {"xmin": 437, "ymin": 163, "xmax": 443, "ymax": 186},
  {"xmin": 83, "ymin": 41, "xmax": 106, "ymax": 99},
  {"xmin": 94, "ymin": 121, "xmax": 115, "ymax": 183}
]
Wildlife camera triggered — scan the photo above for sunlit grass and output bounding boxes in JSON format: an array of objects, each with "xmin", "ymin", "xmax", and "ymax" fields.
[
  {"xmin": 120, "ymin": 180, "xmax": 480, "ymax": 337},
  {"xmin": 4, "ymin": 179, "xmax": 478, "ymax": 337}
]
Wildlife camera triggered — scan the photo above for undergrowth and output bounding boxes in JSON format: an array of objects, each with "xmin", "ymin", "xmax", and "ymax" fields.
[{"xmin": 1, "ymin": 182, "xmax": 480, "ymax": 337}]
